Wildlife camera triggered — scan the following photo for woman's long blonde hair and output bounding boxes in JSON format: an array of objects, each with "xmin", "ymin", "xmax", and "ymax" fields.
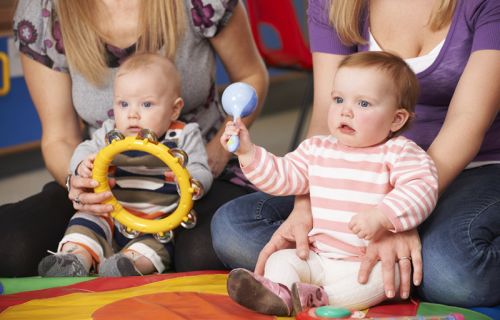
[
  {"xmin": 55, "ymin": 0, "xmax": 186, "ymax": 86},
  {"xmin": 329, "ymin": 0, "xmax": 456, "ymax": 45}
]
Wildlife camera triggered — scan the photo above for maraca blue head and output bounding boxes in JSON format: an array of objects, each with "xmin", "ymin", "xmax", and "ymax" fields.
[{"xmin": 221, "ymin": 82, "xmax": 258, "ymax": 118}]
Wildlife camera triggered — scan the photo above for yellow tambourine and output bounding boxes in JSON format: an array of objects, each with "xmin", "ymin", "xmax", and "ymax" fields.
[{"xmin": 92, "ymin": 129, "xmax": 194, "ymax": 237}]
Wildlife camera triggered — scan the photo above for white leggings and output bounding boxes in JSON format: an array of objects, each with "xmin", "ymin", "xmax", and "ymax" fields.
[{"xmin": 264, "ymin": 249, "xmax": 400, "ymax": 310}]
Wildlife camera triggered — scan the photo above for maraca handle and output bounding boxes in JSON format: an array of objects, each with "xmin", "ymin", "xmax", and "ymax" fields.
[
  {"xmin": 227, "ymin": 134, "xmax": 240, "ymax": 153},
  {"xmin": 221, "ymin": 82, "xmax": 258, "ymax": 153}
]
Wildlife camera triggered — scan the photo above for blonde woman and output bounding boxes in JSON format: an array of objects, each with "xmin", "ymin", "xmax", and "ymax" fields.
[
  {"xmin": 0, "ymin": 0, "xmax": 268, "ymax": 276},
  {"xmin": 212, "ymin": 0, "xmax": 500, "ymax": 307}
]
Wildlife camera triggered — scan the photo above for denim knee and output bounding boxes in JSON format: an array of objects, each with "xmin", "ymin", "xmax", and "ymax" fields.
[
  {"xmin": 211, "ymin": 192, "xmax": 294, "ymax": 270},
  {"xmin": 211, "ymin": 198, "xmax": 256, "ymax": 269},
  {"xmin": 418, "ymin": 233, "xmax": 500, "ymax": 307},
  {"xmin": 418, "ymin": 165, "xmax": 500, "ymax": 307}
]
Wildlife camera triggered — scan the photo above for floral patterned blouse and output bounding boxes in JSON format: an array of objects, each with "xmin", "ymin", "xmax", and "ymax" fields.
[{"xmin": 13, "ymin": 0, "xmax": 237, "ymax": 143}]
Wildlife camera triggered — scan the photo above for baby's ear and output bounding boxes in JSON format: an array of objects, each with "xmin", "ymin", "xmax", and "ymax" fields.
[
  {"xmin": 171, "ymin": 97, "xmax": 184, "ymax": 121},
  {"xmin": 390, "ymin": 108, "xmax": 410, "ymax": 133}
]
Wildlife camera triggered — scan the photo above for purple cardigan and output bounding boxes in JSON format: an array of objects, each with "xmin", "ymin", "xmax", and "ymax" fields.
[{"xmin": 307, "ymin": 0, "xmax": 500, "ymax": 162}]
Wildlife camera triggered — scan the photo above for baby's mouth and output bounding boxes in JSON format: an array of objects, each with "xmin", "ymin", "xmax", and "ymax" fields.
[
  {"xmin": 339, "ymin": 123, "xmax": 355, "ymax": 134},
  {"xmin": 128, "ymin": 126, "xmax": 142, "ymax": 132}
]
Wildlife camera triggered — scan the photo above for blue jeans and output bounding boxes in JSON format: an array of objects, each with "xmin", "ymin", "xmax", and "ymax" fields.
[
  {"xmin": 211, "ymin": 164, "xmax": 500, "ymax": 307},
  {"xmin": 211, "ymin": 192, "xmax": 294, "ymax": 270}
]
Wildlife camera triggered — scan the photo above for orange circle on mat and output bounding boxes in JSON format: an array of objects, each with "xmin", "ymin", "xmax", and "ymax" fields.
[{"xmin": 92, "ymin": 292, "xmax": 273, "ymax": 320}]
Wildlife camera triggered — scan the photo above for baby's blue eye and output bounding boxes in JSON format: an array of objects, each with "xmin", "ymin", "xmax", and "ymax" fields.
[
  {"xmin": 142, "ymin": 102, "xmax": 152, "ymax": 108},
  {"xmin": 334, "ymin": 97, "xmax": 343, "ymax": 104},
  {"xmin": 119, "ymin": 101, "xmax": 128, "ymax": 108},
  {"xmin": 358, "ymin": 100, "xmax": 370, "ymax": 108}
]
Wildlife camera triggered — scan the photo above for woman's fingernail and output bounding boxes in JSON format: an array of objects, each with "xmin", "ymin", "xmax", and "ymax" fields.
[
  {"xmin": 91, "ymin": 181, "xmax": 98, "ymax": 187},
  {"xmin": 386, "ymin": 290, "xmax": 395, "ymax": 298},
  {"xmin": 402, "ymin": 291, "xmax": 409, "ymax": 299}
]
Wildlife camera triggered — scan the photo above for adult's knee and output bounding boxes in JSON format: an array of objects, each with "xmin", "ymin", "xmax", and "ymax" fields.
[
  {"xmin": 0, "ymin": 244, "xmax": 39, "ymax": 276},
  {"xmin": 419, "ymin": 201, "xmax": 500, "ymax": 306},
  {"xmin": 211, "ymin": 198, "xmax": 259, "ymax": 270},
  {"xmin": 212, "ymin": 193, "xmax": 293, "ymax": 270},
  {"xmin": 0, "ymin": 182, "xmax": 73, "ymax": 276},
  {"xmin": 211, "ymin": 204, "xmax": 231, "ymax": 255},
  {"xmin": 418, "ymin": 249, "xmax": 500, "ymax": 306},
  {"xmin": 418, "ymin": 167, "xmax": 500, "ymax": 306}
]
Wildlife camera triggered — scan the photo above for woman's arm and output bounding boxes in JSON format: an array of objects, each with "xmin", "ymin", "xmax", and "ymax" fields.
[
  {"xmin": 207, "ymin": 1, "xmax": 269, "ymax": 176},
  {"xmin": 20, "ymin": 54, "xmax": 81, "ymax": 185},
  {"xmin": 427, "ymin": 50, "xmax": 500, "ymax": 193},
  {"xmin": 21, "ymin": 54, "xmax": 113, "ymax": 214},
  {"xmin": 306, "ymin": 52, "xmax": 344, "ymax": 137}
]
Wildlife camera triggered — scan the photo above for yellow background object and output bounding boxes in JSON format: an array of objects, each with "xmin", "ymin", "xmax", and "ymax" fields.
[{"xmin": 0, "ymin": 52, "xmax": 10, "ymax": 96}]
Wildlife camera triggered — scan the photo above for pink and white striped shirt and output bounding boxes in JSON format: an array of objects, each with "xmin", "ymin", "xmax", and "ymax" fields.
[{"xmin": 242, "ymin": 135, "xmax": 438, "ymax": 259}]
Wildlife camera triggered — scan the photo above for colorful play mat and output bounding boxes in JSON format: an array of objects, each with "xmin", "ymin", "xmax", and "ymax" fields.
[{"xmin": 0, "ymin": 271, "xmax": 498, "ymax": 319}]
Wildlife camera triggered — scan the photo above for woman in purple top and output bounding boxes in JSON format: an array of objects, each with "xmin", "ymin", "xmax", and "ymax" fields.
[{"xmin": 212, "ymin": 0, "xmax": 500, "ymax": 306}]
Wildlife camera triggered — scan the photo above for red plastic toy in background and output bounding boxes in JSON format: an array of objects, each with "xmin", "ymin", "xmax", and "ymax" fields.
[
  {"xmin": 245, "ymin": 0, "xmax": 312, "ymax": 70},
  {"xmin": 245, "ymin": 0, "xmax": 313, "ymax": 150}
]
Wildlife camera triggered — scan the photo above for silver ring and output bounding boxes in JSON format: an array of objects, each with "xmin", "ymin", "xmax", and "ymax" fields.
[
  {"xmin": 73, "ymin": 196, "xmax": 81, "ymax": 205},
  {"xmin": 398, "ymin": 256, "xmax": 411, "ymax": 262}
]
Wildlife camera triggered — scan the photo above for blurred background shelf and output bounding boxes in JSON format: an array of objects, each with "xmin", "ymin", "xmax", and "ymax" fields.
[{"xmin": 1, "ymin": 0, "xmax": 43, "ymax": 152}]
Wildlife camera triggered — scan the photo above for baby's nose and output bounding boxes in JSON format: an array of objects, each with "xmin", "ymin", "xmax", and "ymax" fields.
[
  {"xmin": 341, "ymin": 104, "xmax": 353, "ymax": 117},
  {"xmin": 128, "ymin": 108, "xmax": 140, "ymax": 118}
]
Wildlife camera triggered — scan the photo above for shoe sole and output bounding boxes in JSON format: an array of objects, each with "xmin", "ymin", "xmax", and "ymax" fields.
[{"xmin": 227, "ymin": 269, "xmax": 290, "ymax": 316}]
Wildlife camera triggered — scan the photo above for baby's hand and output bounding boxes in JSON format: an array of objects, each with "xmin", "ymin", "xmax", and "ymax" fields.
[
  {"xmin": 220, "ymin": 119, "xmax": 253, "ymax": 157},
  {"xmin": 348, "ymin": 208, "xmax": 393, "ymax": 241},
  {"xmin": 220, "ymin": 120, "xmax": 238, "ymax": 152},
  {"xmin": 76, "ymin": 154, "xmax": 97, "ymax": 178}
]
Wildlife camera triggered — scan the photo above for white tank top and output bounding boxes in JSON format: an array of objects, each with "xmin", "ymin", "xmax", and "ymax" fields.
[{"xmin": 368, "ymin": 31, "xmax": 444, "ymax": 74}]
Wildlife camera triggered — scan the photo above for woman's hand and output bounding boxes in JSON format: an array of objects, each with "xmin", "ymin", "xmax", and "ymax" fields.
[
  {"xmin": 358, "ymin": 229, "xmax": 422, "ymax": 300},
  {"xmin": 70, "ymin": 153, "xmax": 113, "ymax": 216},
  {"xmin": 254, "ymin": 195, "xmax": 313, "ymax": 275},
  {"xmin": 67, "ymin": 174, "xmax": 114, "ymax": 217}
]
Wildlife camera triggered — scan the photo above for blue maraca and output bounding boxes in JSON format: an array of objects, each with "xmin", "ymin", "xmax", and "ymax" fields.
[{"xmin": 221, "ymin": 82, "xmax": 258, "ymax": 152}]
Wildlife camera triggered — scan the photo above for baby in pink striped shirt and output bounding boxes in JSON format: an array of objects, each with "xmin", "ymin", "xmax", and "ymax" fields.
[{"xmin": 220, "ymin": 51, "xmax": 438, "ymax": 316}]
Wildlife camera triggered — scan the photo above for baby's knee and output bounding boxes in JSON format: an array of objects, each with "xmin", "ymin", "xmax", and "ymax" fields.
[{"xmin": 266, "ymin": 249, "xmax": 302, "ymax": 269}]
